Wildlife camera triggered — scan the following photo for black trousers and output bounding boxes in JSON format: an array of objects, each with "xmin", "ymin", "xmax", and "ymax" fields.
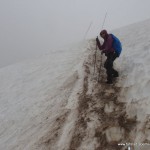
[{"xmin": 104, "ymin": 53, "xmax": 118, "ymax": 81}]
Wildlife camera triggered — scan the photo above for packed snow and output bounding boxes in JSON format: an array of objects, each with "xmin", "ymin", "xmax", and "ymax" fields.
[{"xmin": 0, "ymin": 19, "xmax": 150, "ymax": 150}]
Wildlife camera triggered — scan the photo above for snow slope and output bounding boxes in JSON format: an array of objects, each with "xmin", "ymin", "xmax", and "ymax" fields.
[
  {"xmin": 113, "ymin": 19, "xmax": 150, "ymax": 150},
  {"xmin": 0, "ymin": 42, "xmax": 90, "ymax": 149},
  {"xmin": 1, "ymin": 19, "xmax": 150, "ymax": 150}
]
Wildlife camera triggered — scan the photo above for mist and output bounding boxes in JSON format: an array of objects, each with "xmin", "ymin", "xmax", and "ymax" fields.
[{"xmin": 0, "ymin": 0, "xmax": 150, "ymax": 68}]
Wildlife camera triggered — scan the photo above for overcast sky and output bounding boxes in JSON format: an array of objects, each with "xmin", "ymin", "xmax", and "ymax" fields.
[{"xmin": 0, "ymin": 0, "xmax": 150, "ymax": 67}]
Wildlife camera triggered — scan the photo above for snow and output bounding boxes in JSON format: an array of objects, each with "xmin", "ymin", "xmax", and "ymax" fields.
[
  {"xmin": 114, "ymin": 19, "xmax": 150, "ymax": 121},
  {"xmin": 0, "ymin": 41, "xmax": 90, "ymax": 149},
  {"xmin": 113, "ymin": 19, "xmax": 150, "ymax": 150},
  {"xmin": 1, "ymin": 19, "xmax": 150, "ymax": 150}
]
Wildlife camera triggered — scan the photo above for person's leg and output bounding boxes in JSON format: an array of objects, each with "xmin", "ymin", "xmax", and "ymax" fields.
[
  {"xmin": 112, "ymin": 68, "xmax": 119, "ymax": 77},
  {"xmin": 112, "ymin": 53, "xmax": 118, "ymax": 61},
  {"xmin": 104, "ymin": 57, "xmax": 113, "ymax": 83},
  {"xmin": 112, "ymin": 53, "xmax": 119, "ymax": 77}
]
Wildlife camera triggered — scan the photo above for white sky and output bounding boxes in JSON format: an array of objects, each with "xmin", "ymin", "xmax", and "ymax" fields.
[{"xmin": 0, "ymin": 0, "xmax": 150, "ymax": 67}]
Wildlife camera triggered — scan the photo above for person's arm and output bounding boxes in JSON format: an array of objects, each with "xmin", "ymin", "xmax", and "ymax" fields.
[{"xmin": 96, "ymin": 37, "xmax": 105, "ymax": 50}]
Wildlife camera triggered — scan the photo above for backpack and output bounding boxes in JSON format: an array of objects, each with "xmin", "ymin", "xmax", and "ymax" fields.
[{"xmin": 110, "ymin": 34, "xmax": 122, "ymax": 57}]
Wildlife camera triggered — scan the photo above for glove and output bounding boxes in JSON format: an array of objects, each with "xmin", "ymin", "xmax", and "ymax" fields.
[
  {"xmin": 101, "ymin": 50, "xmax": 105, "ymax": 55},
  {"xmin": 96, "ymin": 37, "xmax": 99, "ymax": 43},
  {"xmin": 96, "ymin": 37, "xmax": 100, "ymax": 47}
]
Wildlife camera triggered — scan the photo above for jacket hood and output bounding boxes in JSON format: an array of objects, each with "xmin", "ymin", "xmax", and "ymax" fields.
[
  {"xmin": 100, "ymin": 29, "xmax": 108, "ymax": 36},
  {"xmin": 100, "ymin": 29, "xmax": 108, "ymax": 39}
]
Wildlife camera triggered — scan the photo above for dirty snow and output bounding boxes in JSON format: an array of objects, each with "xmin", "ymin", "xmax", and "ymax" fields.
[{"xmin": 0, "ymin": 19, "xmax": 150, "ymax": 150}]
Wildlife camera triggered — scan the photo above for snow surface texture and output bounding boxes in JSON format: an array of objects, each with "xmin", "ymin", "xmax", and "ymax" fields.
[
  {"xmin": 0, "ymin": 42, "xmax": 90, "ymax": 149},
  {"xmin": 0, "ymin": 19, "xmax": 150, "ymax": 150},
  {"xmin": 113, "ymin": 19, "xmax": 150, "ymax": 150}
]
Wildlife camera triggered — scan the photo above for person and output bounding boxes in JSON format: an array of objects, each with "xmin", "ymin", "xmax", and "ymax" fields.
[{"xmin": 96, "ymin": 29, "xmax": 119, "ymax": 84}]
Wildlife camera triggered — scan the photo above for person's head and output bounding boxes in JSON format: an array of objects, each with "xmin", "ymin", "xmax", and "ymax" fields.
[{"xmin": 100, "ymin": 29, "xmax": 108, "ymax": 39}]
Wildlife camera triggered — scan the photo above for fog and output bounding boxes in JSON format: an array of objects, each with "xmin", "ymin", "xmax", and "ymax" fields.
[{"xmin": 0, "ymin": 0, "xmax": 150, "ymax": 68}]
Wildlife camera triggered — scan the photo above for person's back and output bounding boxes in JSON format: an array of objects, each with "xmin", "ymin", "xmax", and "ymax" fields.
[{"xmin": 110, "ymin": 34, "xmax": 122, "ymax": 57}]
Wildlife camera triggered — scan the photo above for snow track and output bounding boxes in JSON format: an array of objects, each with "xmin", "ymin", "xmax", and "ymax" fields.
[
  {"xmin": 31, "ymin": 38, "xmax": 149, "ymax": 150},
  {"xmin": 68, "ymin": 41, "xmax": 137, "ymax": 150},
  {"xmin": 33, "ymin": 40, "xmax": 139, "ymax": 150}
]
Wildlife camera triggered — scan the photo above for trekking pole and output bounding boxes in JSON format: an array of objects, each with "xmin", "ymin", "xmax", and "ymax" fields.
[
  {"xmin": 84, "ymin": 21, "xmax": 93, "ymax": 40},
  {"xmin": 97, "ymin": 53, "xmax": 103, "ymax": 82},
  {"xmin": 101, "ymin": 12, "xmax": 107, "ymax": 30},
  {"xmin": 97, "ymin": 12, "xmax": 107, "ymax": 82},
  {"xmin": 93, "ymin": 38, "xmax": 98, "ymax": 75}
]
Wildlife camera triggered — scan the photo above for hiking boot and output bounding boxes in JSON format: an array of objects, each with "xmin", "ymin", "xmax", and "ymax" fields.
[
  {"xmin": 112, "ymin": 69, "xmax": 119, "ymax": 77},
  {"xmin": 106, "ymin": 80, "xmax": 113, "ymax": 84},
  {"xmin": 113, "ymin": 73, "xmax": 119, "ymax": 77}
]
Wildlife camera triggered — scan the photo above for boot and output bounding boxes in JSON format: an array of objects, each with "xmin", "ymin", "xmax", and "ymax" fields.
[
  {"xmin": 106, "ymin": 80, "xmax": 113, "ymax": 84},
  {"xmin": 112, "ymin": 69, "xmax": 119, "ymax": 77},
  {"xmin": 113, "ymin": 73, "xmax": 119, "ymax": 77}
]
